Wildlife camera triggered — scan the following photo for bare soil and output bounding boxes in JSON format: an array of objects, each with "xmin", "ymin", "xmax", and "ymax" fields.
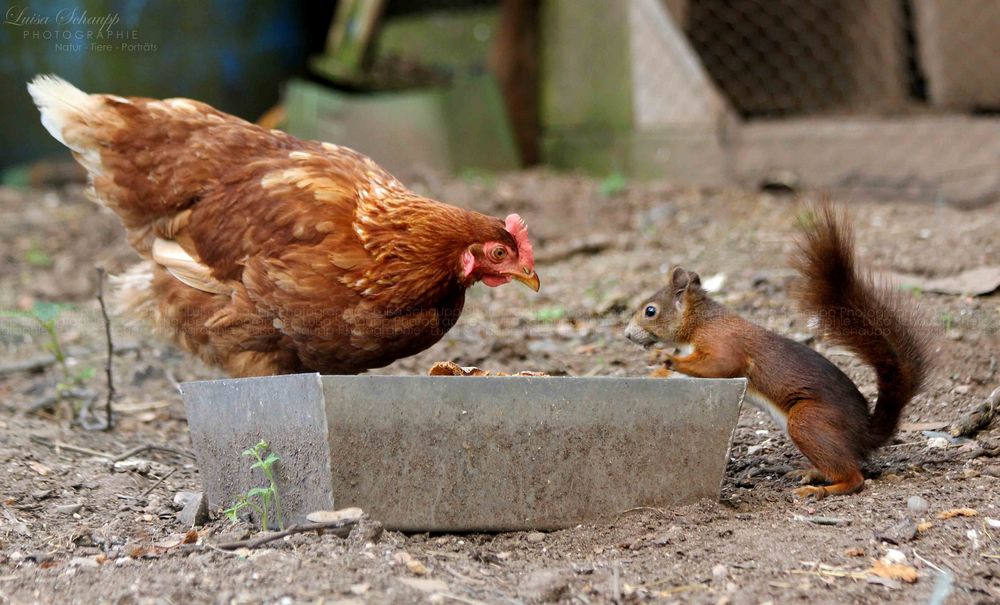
[{"xmin": 1, "ymin": 172, "xmax": 998, "ymax": 604}]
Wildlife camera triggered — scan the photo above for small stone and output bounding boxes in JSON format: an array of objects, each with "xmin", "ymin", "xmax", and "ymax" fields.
[
  {"xmin": 172, "ymin": 491, "xmax": 200, "ymax": 510},
  {"xmin": 69, "ymin": 556, "xmax": 99, "ymax": 568},
  {"xmin": 176, "ymin": 492, "xmax": 209, "ymax": 527},
  {"xmin": 946, "ymin": 330, "xmax": 963, "ymax": 341},
  {"xmin": 962, "ymin": 468, "xmax": 981, "ymax": 479},
  {"xmin": 31, "ymin": 489, "xmax": 53, "ymax": 500},
  {"xmin": 349, "ymin": 583, "xmax": 369, "ymax": 595},
  {"xmin": 54, "ymin": 503, "xmax": 83, "ymax": 515},
  {"xmin": 525, "ymin": 531, "xmax": 546, "ymax": 543},
  {"xmin": 927, "ymin": 437, "xmax": 950, "ymax": 449},
  {"xmin": 406, "ymin": 558, "xmax": 428, "ymax": 576},
  {"xmin": 907, "ymin": 496, "xmax": 930, "ymax": 514},
  {"xmin": 982, "ymin": 465, "xmax": 1000, "ymax": 478},
  {"xmin": 882, "ymin": 548, "xmax": 907, "ymax": 564},
  {"xmin": 346, "ymin": 516, "xmax": 383, "ymax": 550},
  {"xmin": 113, "ymin": 459, "xmax": 151, "ymax": 474},
  {"xmin": 876, "ymin": 518, "xmax": 918, "ymax": 545},
  {"xmin": 27, "ymin": 551, "xmax": 54, "ymax": 563},
  {"xmin": 306, "ymin": 507, "xmax": 363, "ymax": 524},
  {"xmin": 712, "ymin": 564, "xmax": 728, "ymax": 582}
]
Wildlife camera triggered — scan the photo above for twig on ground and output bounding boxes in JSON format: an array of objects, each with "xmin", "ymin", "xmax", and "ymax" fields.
[
  {"xmin": 789, "ymin": 568, "xmax": 867, "ymax": 580},
  {"xmin": 111, "ymin": 444, "xmax": 196, "ymax": 462},
  {"xmin": 440, "ymin": 594, "xmax": 489, "ymax": 605},
  {"xmin": 163, "ymin": 368, "xmax": 181, "ymax": 393},
  {"xmin": 886, "ymin": 441, "xmax": 923, "ymax": 449},
  {"xmin": 74, "ymin": 389, "xmax": 104, "ymax": 431},
  {"xmin": 913, "ymin": 550, "xmax": 954, "ymax": 605},
  {"xmin": 616, "ymin": 506, "xmax": 671, "ymax": 520},
  {"xmin": 30, "ymin": 435, "xmax": 114, "ymax": 458},
  {"xmin": 30, "ymin": 435, "xmax": 194, "ymax": 462},
  {"xmin": 112, "ymin": 400, "xmax": 171, "ymax": 414},
  {"xmin": 950, "ymin": 386, "xmax": 1000, "ymax": 438},
  {"xmin": 139, "ymin": 467, "xmax": 177, "ymax": 498},
  {"xmin": 793, "ymin": 514, "xmax": 851, "ymax": 526},
  {"xmin": 0, "ymin": 355, "xmax": 57, "ymax": 376},
  {"xmin": 202, "ymin": 518, "xmax": 359, "ymax": 551},
  {"xmin": 534, "ymin": 235, "xmax": 614, "ymax": 265},
  {"xmin": 26, "ymin": 395, "xmax": 59, "ymax": 414},
  {"xmin": 96, "ymin": 267, "xmax": 116, "ymax": 431}
]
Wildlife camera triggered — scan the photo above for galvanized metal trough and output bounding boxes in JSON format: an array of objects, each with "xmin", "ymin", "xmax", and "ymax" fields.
[{"xmin": 180, "ymin": 374, "xmax": 746, "ymax": 532}]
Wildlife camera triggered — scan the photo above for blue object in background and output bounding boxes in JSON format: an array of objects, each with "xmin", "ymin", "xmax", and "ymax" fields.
[{"xmin": 0, "ymin": 0, "xmax": 314, "ymax": 168}]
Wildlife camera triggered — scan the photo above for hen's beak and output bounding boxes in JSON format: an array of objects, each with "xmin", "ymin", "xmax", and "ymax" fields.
[{"xmin": 509, "ymin": 267, "xmax": 540, "ymax": 292}]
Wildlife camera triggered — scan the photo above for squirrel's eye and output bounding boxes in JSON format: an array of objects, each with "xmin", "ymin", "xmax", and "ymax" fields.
[
  {"xmin": 490, "ymin": 247, "xmax": 507, "ymax": 261},
  {"xmin": 644, "ymin": 305, "xmax": 658, "ymax": 318}
]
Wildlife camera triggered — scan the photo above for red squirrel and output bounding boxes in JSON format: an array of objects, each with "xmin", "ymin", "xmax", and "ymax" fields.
[{"xmin": 625, "ymin": 205, "xmax": 929, "ymax": 497}]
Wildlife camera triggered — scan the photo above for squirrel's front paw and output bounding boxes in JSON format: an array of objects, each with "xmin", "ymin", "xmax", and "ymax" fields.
[{"xmin": 645, "ymin": 349, "xmax": 677, "ymax": 368}]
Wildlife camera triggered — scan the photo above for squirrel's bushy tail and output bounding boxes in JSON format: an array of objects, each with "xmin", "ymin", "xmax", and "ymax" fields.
[{"xmin": 792, "ymin": 203, "xmax": 930, "ymax": 451}]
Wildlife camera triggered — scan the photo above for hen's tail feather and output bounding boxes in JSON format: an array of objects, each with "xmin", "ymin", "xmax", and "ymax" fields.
[
  {"xmin": 792, "ymin": 203, "xmax": 931, "ymax": 452},
  {"xmin": 27, "ymin": 75, "xmax": 92, "ymax": 146},
  {"xmin": 27, "ymin": 75, "xmax": 107, "ymax": 176}
]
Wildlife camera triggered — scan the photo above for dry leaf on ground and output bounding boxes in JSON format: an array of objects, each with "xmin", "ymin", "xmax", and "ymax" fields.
[
  {"xmin": 868, "ymin": 560, "xmax": 919, "ymax": 583},
  {"xmin": 936, "ymin": 508, "xmax": 978, "ymax": 520}
]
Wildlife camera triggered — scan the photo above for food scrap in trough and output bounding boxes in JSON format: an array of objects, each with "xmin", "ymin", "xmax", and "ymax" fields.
[{"xmin": 428, "ymin": 361, "xmax": 549, "ymax": 377}]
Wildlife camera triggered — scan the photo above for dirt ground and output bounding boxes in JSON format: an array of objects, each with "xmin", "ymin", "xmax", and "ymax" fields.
[{"xmin": 1, "ymin": 171, "xmax": 998, "ymax": 605}]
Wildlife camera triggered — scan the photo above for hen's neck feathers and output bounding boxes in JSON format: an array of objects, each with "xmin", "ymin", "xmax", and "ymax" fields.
[{"xmin": 351, "ymin": 190, "xmax": 508, "ymax": 310}]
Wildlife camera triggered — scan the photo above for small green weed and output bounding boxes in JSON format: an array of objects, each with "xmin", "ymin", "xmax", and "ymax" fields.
[
  {"xmin": 599, "ymin": 172, "xmax": 628, "ymax": 197},
  {"xmin": 534, "ymin": 306, "xmax": 566, "ymax": 323},
  {"xmin": 24, "ymin": 242, "xmax": 53, "ymax": 268},
  {"xmin": 224, "ymin": 440, "xmax": 285, "ymax": 531},
  {"xmin": 1, "ymin": 303, "xmax": 95, "ymax": 419},
  {"xmin": 30, "ymin": 302, "xmax": 93, "ymax": 392}
]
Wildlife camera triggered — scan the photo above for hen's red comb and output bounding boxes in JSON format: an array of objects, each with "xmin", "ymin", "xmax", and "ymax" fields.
[{"xmin": 504, "ymin": 213, "xmax": 534, "ymax": 267}]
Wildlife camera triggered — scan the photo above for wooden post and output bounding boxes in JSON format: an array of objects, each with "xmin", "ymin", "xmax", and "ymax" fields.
[{"xmin": 490, "ymin": 0, "xmax": 541, "ymax": 165}]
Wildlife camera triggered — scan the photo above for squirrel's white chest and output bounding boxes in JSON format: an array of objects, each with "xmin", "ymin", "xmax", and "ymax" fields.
[{"xmin": 745, "ymin": 388, "xmax": 789, "ymax": 434}]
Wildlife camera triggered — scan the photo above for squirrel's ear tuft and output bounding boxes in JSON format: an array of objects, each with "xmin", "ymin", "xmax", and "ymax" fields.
[
  {"xmin": 670, "ymin": 266, "xmax": 689, "ymax": 290},
  {"xmin": 671, "ymin": 267, "xmax": 701, "ymax": 292}
]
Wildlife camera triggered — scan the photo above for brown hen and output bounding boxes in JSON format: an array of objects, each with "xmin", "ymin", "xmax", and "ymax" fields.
[{"xmin": 28, "ymin": 75, "xmax": 539, "ymax": 377}]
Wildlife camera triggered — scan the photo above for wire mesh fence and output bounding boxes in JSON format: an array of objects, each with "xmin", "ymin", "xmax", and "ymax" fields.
[
  {"xmin": 681, "ymin": 0, "xmax": 1000, "ymax": 116},
  {"xmin": 542, "ymin": 0, "xmax": 1000, "ymax": 204}
]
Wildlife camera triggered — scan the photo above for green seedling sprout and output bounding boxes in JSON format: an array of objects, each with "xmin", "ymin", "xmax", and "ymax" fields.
[
  {"xmin": 224, "ymin": 440, "xmax": 284, "ymax": 531},
  {"xmin": 1, "ymin": 303, "xmax": 96, "ymax": 420}
]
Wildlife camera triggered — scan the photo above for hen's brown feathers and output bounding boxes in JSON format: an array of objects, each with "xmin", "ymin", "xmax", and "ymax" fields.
[{"xmin": 30, "ymin": 75, "xmax": 533, "ymax": 376}]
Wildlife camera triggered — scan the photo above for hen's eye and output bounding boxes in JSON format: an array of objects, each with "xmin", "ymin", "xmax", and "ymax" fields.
[
  {"xmin": 644, "ymin": 305, "xmax": 658, "ymax": 318},
  {"xmin": 490, "ymin": 247, "xmax": 507, "ymax": 261}
]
